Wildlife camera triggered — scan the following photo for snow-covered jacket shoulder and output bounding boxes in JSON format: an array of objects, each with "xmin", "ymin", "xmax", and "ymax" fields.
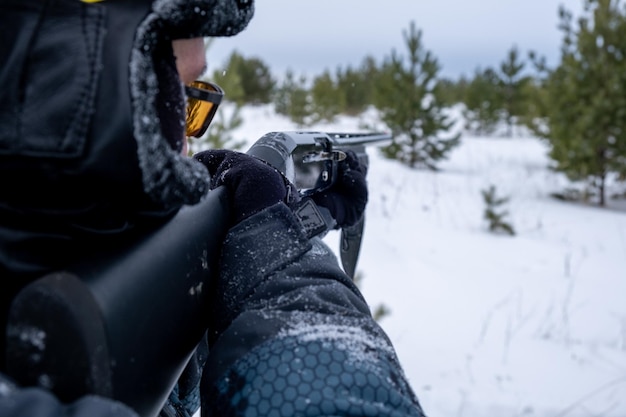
[{"xmin": 201, "ymin": 203, "xmax": 426, "ymax": 416}]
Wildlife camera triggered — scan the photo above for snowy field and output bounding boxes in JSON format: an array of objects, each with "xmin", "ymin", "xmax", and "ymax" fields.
[{"xmin": 205, "ymin": 104, "xmax": 626, "ymax": 417}]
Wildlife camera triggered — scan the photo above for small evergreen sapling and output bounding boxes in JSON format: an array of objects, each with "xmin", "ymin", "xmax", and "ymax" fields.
[{"xmin": 481, "ymin": 184, "xmax": 516, "ymax": 236}]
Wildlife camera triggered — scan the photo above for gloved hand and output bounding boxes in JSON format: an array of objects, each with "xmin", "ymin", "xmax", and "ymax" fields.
[
  {"xmin": 310, "ymin": 150, "xmax": 368, "ymax": 229},
  {"xmin": 194, "ymin": 150, "xmax": 292, "ymax": 225}
]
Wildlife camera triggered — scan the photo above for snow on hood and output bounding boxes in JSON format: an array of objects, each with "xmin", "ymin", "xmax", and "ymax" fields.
[{"xmin": 130, "ymin": 0, "xmax": 254, "ymax": 207}]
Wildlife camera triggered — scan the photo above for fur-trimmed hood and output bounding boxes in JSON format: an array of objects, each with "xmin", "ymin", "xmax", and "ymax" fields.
[
  {"xmin": 153, "ymin": 0, "xmax": 254, "ymax": 40},
  {"xmin": 129, "ymin": 0, "xmax": 255, "ymax": 207}
]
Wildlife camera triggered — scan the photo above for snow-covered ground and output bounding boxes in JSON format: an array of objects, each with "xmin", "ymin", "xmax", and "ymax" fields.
[{"xmin": 206, "ymin": 104, "xmax": 626, "ymax": 417}]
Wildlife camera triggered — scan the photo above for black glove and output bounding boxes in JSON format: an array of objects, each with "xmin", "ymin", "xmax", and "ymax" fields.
[
  {"xmin": 194, "ymin": 150, "xmax": 292, "ymax": 225},
  {"xmin": 310, "ymin": 150, "xmax": 368, "ymax": 229}
]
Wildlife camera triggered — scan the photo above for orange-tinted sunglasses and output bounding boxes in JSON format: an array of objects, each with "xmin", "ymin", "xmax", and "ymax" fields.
[{"xmin": 184, "ymin": 80, "xmax": 224, "ymax": 138}]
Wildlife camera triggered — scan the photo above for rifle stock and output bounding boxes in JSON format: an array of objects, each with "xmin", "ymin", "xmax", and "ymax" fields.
[{"xmin": 6, "ymin": 187, "xmax": 230, "ymax": 417}]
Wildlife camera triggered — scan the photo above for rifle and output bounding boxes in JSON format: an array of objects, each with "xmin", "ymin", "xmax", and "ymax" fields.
[
  {"xmin": 247, "ymin": 131, "xmax": 391, "ymax": 277},
  {"xmin": 5, "ymin": 131, "xmax": 390, "ymax": 417}
]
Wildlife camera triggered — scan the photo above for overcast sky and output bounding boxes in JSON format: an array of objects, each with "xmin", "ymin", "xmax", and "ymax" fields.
[{"xmin": 207, "ymin": 0, "xmax": 585, "ymax": 80}]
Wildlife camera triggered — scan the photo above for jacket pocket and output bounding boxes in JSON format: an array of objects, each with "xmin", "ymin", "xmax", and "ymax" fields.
[{"xmin": 0, "ymin": 1, "xmax": 105, "ymax": 159}]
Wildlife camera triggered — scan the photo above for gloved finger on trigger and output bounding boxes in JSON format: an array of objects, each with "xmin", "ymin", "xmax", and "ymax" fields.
[{"xmin": 341, "ymin": 150, "xmax": 366, "ymax": 174}]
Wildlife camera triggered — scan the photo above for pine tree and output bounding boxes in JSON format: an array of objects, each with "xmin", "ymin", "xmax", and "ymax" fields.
[
  {"xmin": 310, "ymin": 70, "xmax": 345, "ymax": 123},
  {"xmin": 463, "ymin": 67, "xmax": 503, "ymax": 136},
  {"xmin": 517, "ymin": 54, "xmax": 551, "ymax": 135},
  {"xmin": 373, "ymin": 21, "xmax": 460, "ymax": 170},
  {"xmin": 481, "ymin": 185, "xmax": 516, "ymax": 236},
  {"xmin": 437, "ymin": 76, "xmax": 469, "ymax": 107},
  {"xmin": 273, "ymin": 70, "xmax": 311, "ymax": 127},
  {"xmin": 212, "ymin": 51, "xmax": 275, "ymax": 105},
  {"xmin": 334, "ymin": 56, "xmax": 380, "ymax": 115},
  {"xmin": 211, "ymin": 65, "xmax": 245, "ymax": 105},
  {"xmin": 200, "ymin": 106, "xmax": 246, "ymax": 151},
  {"xmin": 498, "ymin": 46, "xmax": 531, "ymax": 137},
  {"xmin": 537, "ymin": 0, "xmax": 626, "ymax": 206}
]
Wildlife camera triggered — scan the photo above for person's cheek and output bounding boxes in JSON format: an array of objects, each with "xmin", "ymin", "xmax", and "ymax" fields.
[{"xmin": 172, "ymin": 38, "xmax": 207, "ymax": 84}]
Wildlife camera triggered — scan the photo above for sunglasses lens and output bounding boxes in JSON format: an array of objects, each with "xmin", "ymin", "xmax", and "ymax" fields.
[
  {"xmin": 185, "ymin": 81, "xmax": 223, "ymax": 138},
  {"xmin": 186, "ymin": 99, "xmax": 215, "ymax": 138}
]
